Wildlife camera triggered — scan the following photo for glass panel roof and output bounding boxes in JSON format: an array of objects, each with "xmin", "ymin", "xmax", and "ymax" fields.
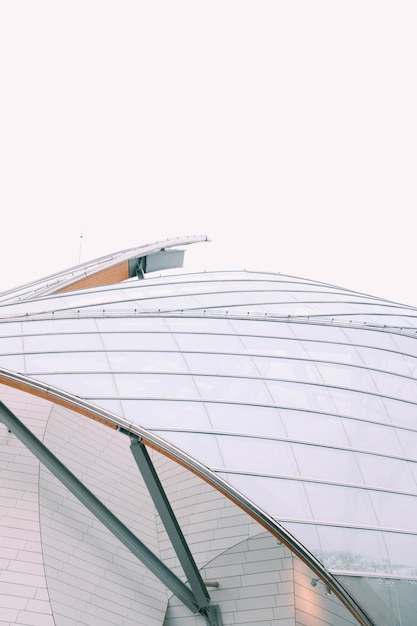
[{"xmin": 2, "ymin": 255, "xmax": 417, "ymax": 625}]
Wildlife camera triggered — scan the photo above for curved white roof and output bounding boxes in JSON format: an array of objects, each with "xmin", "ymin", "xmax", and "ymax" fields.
[{"xmin": 2, "ymin": 236, "xmax": 417, "ymax": 625}]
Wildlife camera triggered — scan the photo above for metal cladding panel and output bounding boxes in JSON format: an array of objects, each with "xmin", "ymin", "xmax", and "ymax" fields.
[
  {"xmin": 2, "ymin": 243, "xmax": 417, "ymax": 625},
  {"xmin": 144, "ymin": 249, "xmax": 185, "ymax": 273}
]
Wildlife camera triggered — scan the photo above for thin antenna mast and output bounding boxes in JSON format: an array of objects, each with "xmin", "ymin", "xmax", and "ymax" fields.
[{"xmin": 78, "ymin": 233, "xmax": 83, "ymax": 264}]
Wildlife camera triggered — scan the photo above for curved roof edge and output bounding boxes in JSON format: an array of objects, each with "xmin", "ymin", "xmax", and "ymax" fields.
[
  {"xmin": 0, "ymin": 367, "xmax": 374, "ymax": 626},
  {"xmin": 0, "ymin": 235, "xmax": 209, "ymax": 304}
]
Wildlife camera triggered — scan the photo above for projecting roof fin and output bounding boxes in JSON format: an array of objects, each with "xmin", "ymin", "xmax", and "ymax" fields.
[
  {"xmin": 128, "ymin": 247, "xmax": 185, "ymax": 280},
  {"xmin": 0, "ymin": 235, "xmax": 209, "ymax": 302}
]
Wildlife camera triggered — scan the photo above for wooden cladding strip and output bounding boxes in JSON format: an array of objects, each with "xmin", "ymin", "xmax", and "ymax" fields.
[
  {"xmin": 56, "ymin": 260, "xmax": 130, "ymax": 294},
  {"xmin": 0, "ymin": 376, "xmax": 118, "ymax": 430}
]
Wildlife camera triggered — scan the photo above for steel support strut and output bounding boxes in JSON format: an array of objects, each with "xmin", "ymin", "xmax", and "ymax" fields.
[
  {"xmin": 130, "ymin": 439, "xmax": 210, "ymax": 607},
  {"xmin": 0, "ymin": 401, "xmax": 199, "ymax": 615},
  {"xmin": 129, "ymin": 437, "xmax": 222, "ymax": 626}
]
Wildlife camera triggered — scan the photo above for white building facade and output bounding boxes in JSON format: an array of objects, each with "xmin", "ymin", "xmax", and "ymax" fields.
[{"xmin": 1, "ymin": 236, "xmax": 417, "ymax": 625}]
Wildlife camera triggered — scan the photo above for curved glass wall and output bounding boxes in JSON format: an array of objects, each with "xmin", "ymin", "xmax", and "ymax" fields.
[{"xmin": 2, "ymin": 256, "xmax": 417, "ymax": 625}]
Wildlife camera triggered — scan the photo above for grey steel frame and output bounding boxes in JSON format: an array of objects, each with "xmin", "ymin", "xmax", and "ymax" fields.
[
  {"xmin": 0, "ymin": 401, "xmax": 221, "ymax": 625},
  {"xmin": 129, "ymin": 436, "xmax": 222, "ymax": 625},
  {"xmin": 129, "ymin": 437, "xmax": 211, "ymax": 608}
]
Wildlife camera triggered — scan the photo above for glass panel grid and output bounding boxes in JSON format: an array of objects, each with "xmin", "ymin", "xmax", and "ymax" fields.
[{"xmin": 3, "ymin": 263, "xmax": 417, "ymax": 620}]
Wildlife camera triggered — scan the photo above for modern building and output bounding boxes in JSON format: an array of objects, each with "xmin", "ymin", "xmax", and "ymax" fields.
[{"xmin": 1, "ymin": 235, "xmax": 417, "ymax": 626}]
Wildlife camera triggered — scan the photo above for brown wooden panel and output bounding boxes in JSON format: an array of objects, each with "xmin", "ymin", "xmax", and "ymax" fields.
[
  {"xmin": 0, "ymin": 376, "xmax": 118, "ymax": 430},
  {"xmin": 56, "ymin": 260, "xmax": 129, "ymax": 294}
]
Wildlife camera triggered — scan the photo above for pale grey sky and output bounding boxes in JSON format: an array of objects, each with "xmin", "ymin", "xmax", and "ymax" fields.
[{"xmin": 1, "ymin": 2, "xmax": 416, "ymax": 305}]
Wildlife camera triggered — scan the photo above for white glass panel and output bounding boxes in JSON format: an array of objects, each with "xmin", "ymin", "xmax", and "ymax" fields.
[
  {"xmin": 123, "ymin": 283, "xmax": 188, "ymax": 298},
  {"xmin": 194, "ymin": 375, "xmax": 272, "ymax": 404},
  {"xmin": 253, "ymin": 357, "xmax": 322, "ymax": 383},
  {"xmin": 339, "ymin": 576, "xmax": 417, "ymax": 626},
  {"xmin": 317, "ymin": 525, "xmax": 391, "ymax": 572},
  {"xmin": 153, "ymin": 281, "xmax": 223, "ymax": 295},
  {"xmin": 315, "ymin": 362, "xmax": 377, "ymax": 393},
  {"xmin": 24, "ymin": 333, "xmax": 103, "ymax": 351},
  {"xmin": 107, "ymin": 351, "xmax": 185, "ymax": 373},
  {"xmin": 25, "ymin": 351, "xmax": 110, "ymax": 373},
  {"xmin": 281, "ymin": 409, "xmax": 350, "ymax": 448},
  {"xmin": 371, "ymin": 370, "xmax": 417, "ymax": 403},
  {"xmin": 396, "ymin": 430, "xmax": 417, "ymax": 460},
  {"xmin": 90, "ymin": 398, "xmax": 124, "ymax": 418},
  {"xmin": 290, "ymin": 292, "xmax": 376, "ymax": 304},
  {"xmin": 389, "ymin": 315, "xmax": 417, "ymax": 327},
  {"xmin": 61, "ymin": 290, "xmax": 127, "ymax": 307},
  {"xmin": 184, "ymin": 353, "xmax": 259, "ymax": 377},
  {"xmin": 165, "ymin": 316, "xmax": 233, "ymax": 333},
  {"xmin": 342, "ymin": 327, "xmax": 400, "ymax": 351},
  {"xmin": 206, "ymin": 403, "xmax": 286, "ymax": 438},
  {"xmin": 23, "ymin": 318, "xmax": 99, "ymax": 335},
  {"xmin": 302, "ymin": 340, "xmax": 362, "ymax": 365},
  {"xmin": 352, "ymin": 315, "xmax": 417, "ymax": 327},
  {"xmin": 96, "ymin": 316, "xmax": 168, "ymax": 332},
  {"xmin": 35, "ymin": 373, "xmax": 118, "ymax": 396},
  {"xmin": 218, "ymin": 473, "xmax": 312, "ymax": 520},
  {"xmin": 223, "ymin": 279, "xmax": 298, "ymax": 294},
  {"xmin": 0, "ymin": 355, "xmax": 25, "ymax": 371},
  {"xmin": 370, "ymin": 491, "xmax": 417, "ymax": 530},
  {"xmin": 188, "ymin": 292, "xmax": 255, "ymax": 307},
  {"xmin": 391, "ymin": 334, "xmax": 417, "ymax": 370},
  {"xmin": 133, "ymin": 295, "xmax": 204, "ymax": 309},
  {"xmin": 305, "ymin": 483, "xmax": 378, "ymax": 526},
  {"xmin": 357, "ymin": 345, "xmax": 412, "ymax": 377},
  {"xmin": 174, "ymin": 333, "xmax": 243, "ymax": 353},
  {"xmin": 330, "ymin": 387, "xmax": 391, "ymax": 423},
  {"xmin": 101, "ymin": 332, "xmax": 177, "ymax": 350},
  {"xmin": 290, "ymin": 323, "xmax": 349, "ymax": 343},
  {"xmin": 246, "ymin": 302, "xmax": 317, "ymax": 316},
  {"xmin": 278, "ymin": 521, "xmax": 321, "ymax": 555},
  {"xmin": 356, "ymin": 454, "xmax": 417, "ymax": 491},
  {"xmin": 0, "ymin": 301, "xmax": 52, "ymax": 315},
  {"xmin": 284, "ymin": 522, "xmax": 390, "ymax": 572},
  {"xmin": 215, "ymin": 436, "xmax": 299, "ymax": 476},
  {"xmin": 383, "ymin": 532, "xmax": 417, "ymax": 571},
  {"xmin": 378, "ymin": 397, "xmax": 417, "ymax": 429},
  {"xmin": 230, "ymin": 319, "xmax": 297, "ymax": 338},
  {"xmin": 129, "ymin": 399, "xmax": 211, "ymax": 429},
  {"xmin": 342, "ymin": 304, "xmax": 417, "ymax": 316},
  {"xmin": 115, "ymin": 373, "xmax": 199, "ymax": 399},
  {"xmin": 0, "ymin": 336, "xmax": 23, "ymax": 352},
  {"xmin": 142, "ymin": 271, "xmax": 204, "ymax": 284},
  {"xmin": 267, "ymin": 380, "xmax": 334, "ymax": 413},
  {"xmin": 343, "ymin": 420, "xmax": 404, "ymax": 457},
  {"xmin": 241, "ymin": 336, "xmax": 308, "ymax": 358},
  {"xmin": 159, "ymin": 431, "xmax": 224, "ymax": 466},
  {"xmin": 0, "ymin": 322, "xmax": 24, "ymax": 337},
  {"xmin": 233, "ymin": 287, "xmax": 299, "ymax": 302},
  {"xmin": 292, "ymin": 444, "xmax": 363, "ymax": 484}
]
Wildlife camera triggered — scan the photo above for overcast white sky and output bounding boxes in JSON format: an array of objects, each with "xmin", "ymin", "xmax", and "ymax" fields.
[{"xmin": 1, "ymin": 2, "xmax": 416, "ymax": 305}]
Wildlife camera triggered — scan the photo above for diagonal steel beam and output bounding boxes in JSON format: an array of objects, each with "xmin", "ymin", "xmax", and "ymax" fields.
[
  {"xmin": 130, "ymin": 438, "xmax": 211, "ymax": 609},
  {"xmin": 0, "ymin": 401, "xmax": 200, "ymax": 615}
]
